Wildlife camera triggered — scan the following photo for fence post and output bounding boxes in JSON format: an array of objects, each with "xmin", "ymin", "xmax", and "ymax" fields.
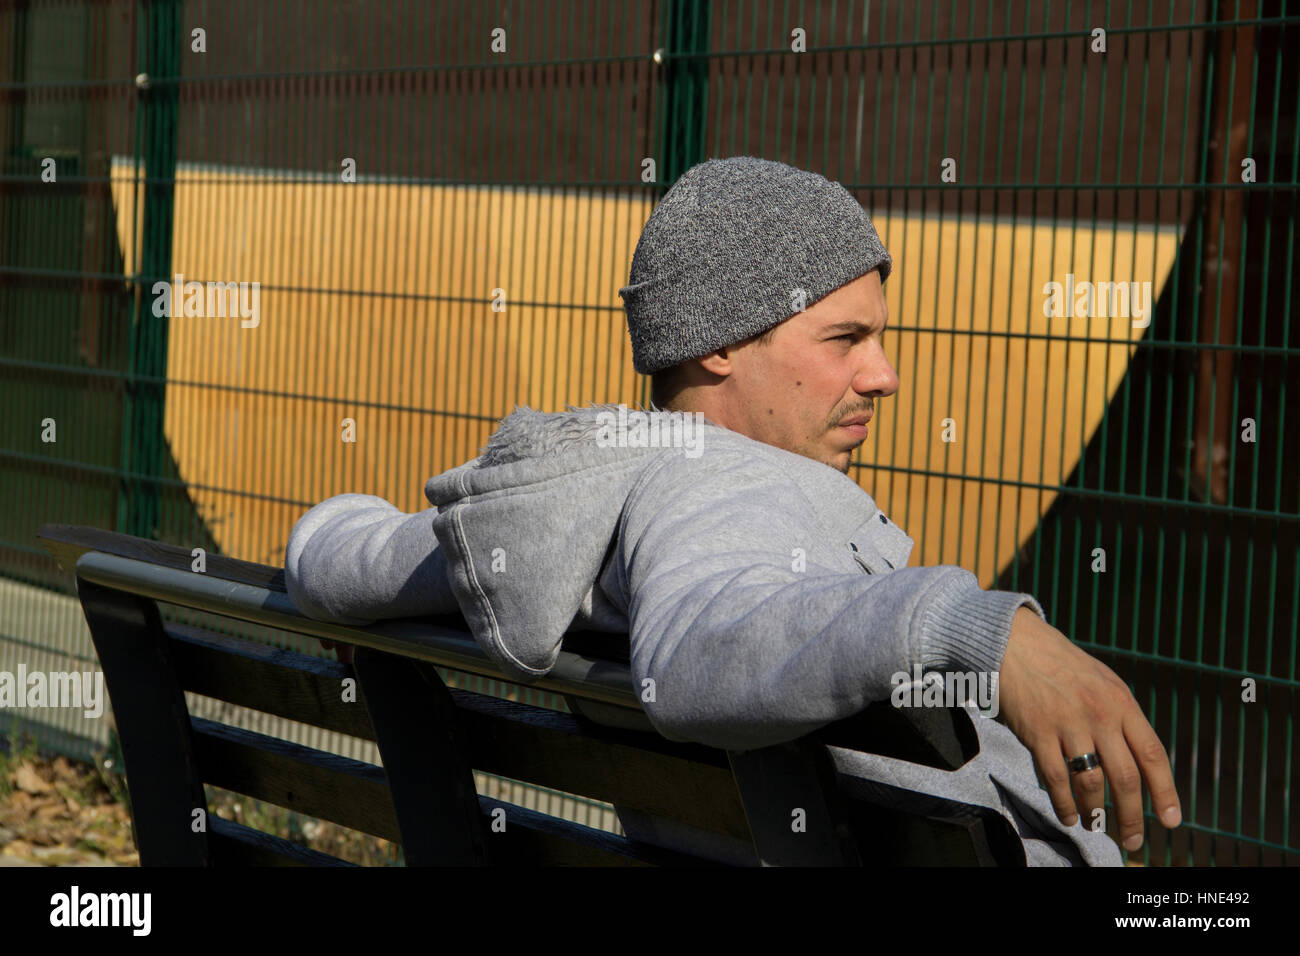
[
  {"xmin": 121, "ymin": 0, "xmax": 180, "ymax": 542},
  {"xmin": 656, "ymin": 0, "xmax": 711, "ymax": 192}
]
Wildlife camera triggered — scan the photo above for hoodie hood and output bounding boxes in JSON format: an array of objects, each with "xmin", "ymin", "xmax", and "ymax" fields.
[{"xmin": 424, "ymin": 403, "xmax": 725, "ymax": 681}]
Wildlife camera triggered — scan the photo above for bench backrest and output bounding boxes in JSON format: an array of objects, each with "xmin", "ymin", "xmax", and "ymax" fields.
[{"xmin": 36, "ymin": 523, "xmax": 1024, "ymax": 866}]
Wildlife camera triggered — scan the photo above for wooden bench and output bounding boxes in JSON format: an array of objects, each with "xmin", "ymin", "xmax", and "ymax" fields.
[{"xmin": 35, "ymin": 523, "xmax": 1027, "ymax": 866}]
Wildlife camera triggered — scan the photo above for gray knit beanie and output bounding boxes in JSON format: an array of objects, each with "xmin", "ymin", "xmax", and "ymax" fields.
[{"xmin": 618, "ymin": 155, "xmax": 892, "ymax": 375}]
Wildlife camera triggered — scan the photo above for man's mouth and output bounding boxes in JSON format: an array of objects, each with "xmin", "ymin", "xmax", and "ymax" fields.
[{"xmin": 836, "ymin": 410, "xmax": 872, "ymax": 440}]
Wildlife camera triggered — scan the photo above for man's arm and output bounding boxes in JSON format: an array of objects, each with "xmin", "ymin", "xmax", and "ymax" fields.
[
  {"xmin": 284, "ymin": 493, "xmax": 458, "ymax": 625},
  {"xmin": 619, "ymin": 450, "xmax": 1040, "ymax": 752},
  {"xmin": 622, "ymin": 449, "xmax": 1182, "ymax": 849}
]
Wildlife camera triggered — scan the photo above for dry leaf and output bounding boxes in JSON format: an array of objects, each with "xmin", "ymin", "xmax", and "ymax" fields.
[
  {"xmin": 1, "ymin": 839, "xmax": 33, "ymax": 858},
  {"xmin": 25, "ymin": 826, "xmax": 57, "ymax": 847},
  {"xmin": 13, "ymin": 764, "xmax": 51, "ymax": 795},
  {"xmin": 30, "ymin": 846, "xmax": 84, "ymax": 865}
]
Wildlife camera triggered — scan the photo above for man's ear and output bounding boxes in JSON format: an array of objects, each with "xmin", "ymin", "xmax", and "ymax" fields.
[{"xmin": 697, "ymin": 348, "xmax": 734, "ymax": 377}]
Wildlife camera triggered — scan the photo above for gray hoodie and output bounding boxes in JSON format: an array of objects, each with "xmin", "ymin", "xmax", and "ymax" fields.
[{"xmin": 284, "ymin": 403, "xmax": 1123, "ymax": 866}]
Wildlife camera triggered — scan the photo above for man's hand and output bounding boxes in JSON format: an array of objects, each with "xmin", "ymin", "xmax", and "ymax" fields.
[{"xmin": 995, "ymin": 607, "xmax": 1182, "ymax": 852}]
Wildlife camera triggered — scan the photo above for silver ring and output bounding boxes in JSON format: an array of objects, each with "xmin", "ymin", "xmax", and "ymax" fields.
[{"xmin": 1067, "ymin": 752, "xmax": 1100, "ymax": 774}]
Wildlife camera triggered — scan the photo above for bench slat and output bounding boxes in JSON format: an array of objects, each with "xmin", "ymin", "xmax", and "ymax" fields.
[
  {"xmin": 168, "ymin": 623, "xmax": 377, "ymax": 741},
  {"xmin": 163, "ymin": 620, "xmax": 753, "ymax": 841},
  {"xmin": 203, "ymin": 775, "xmax": 716, "ymax": 866},
  {"xmin": 477, "ymin": 797, "xmax": 715, "ymax": 866},
  {"xmin": 208, "ymin": 816, "xmax": 358, "ymax": 867},
  {"xmin": 196, "ymin": 719, "xmax": 717, "ymax": 865},
  {"xmin": 458, "ymin": 694, "xmax": 751, "ymax": 842},
  {"xmin": 39, "ymin": 522, "xmax": 286, "ymax": 591},
  {"xmin": 191, "ymin": 718, "xmax": 401, "ymax": 842}
]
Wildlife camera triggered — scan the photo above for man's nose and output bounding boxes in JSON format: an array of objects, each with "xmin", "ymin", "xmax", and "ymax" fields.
[{"xmin": 856, "ymin": 342, "xmax": 899, "ymax": 397}]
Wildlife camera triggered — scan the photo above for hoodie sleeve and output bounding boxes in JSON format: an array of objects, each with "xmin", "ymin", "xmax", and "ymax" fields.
[
  {"xmin": 283, "ymin": 493, "xmax": 458, "ymax": 625},
  {"xmin": 619, "ymin": 450, "xmax": 1045, "ymax": 752}
]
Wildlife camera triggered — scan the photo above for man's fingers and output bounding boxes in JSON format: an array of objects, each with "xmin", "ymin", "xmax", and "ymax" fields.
[
  {"xmin": 1093, "ymin": 737, "xmax": 1144, "ymax": 850},
  {"xmin": 1063, "ymin": 737, "xmax": 1107, "ymax": 833},
  {"xmin": 1034, "ymin": 741, "xmax": 1081, "ymax": 827},
  {"xmin": 1125, "ymin": 714, "xmax": 1182, "ymax": 829}
]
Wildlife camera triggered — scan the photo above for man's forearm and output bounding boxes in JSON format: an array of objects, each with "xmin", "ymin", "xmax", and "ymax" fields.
[{"xmin": 284, "ymin": 493, "xmax": 458, "ymax": 623}]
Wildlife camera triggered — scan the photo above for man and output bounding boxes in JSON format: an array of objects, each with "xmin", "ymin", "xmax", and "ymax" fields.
[{"xmin": 285, "ymin": 156, "xmax": 1181, "ymax": 866}]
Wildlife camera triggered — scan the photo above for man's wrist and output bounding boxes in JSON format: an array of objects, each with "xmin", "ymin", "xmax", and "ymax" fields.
[{"xmin": 917, "ymin": 569, "xmax": 1046, "ymax": 677}]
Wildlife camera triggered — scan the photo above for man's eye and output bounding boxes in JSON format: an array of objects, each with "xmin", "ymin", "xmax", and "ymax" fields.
[{"xmin": 835, "ymin": 334, "xmax": 856, "ymax": 341}]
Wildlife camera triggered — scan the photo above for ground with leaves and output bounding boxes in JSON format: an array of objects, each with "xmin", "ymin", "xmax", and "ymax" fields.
[
  {"xmin": 1, "ymin": 741, "xmax": 399, "ymax": 866},
  {"xmin": 0, "ymin": 751, "xmax": 136, "ymax": 866}
]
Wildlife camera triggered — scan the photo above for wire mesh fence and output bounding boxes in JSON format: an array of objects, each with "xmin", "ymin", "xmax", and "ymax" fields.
[{"xmin": 1, "ymin": 0, "xmax": 1297, "ymax": 865}]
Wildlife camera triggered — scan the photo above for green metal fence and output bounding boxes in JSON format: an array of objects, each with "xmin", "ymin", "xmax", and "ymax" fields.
[{"xmin": 1, "ymin": 0, "xmax": 1297, "ymax": 865}]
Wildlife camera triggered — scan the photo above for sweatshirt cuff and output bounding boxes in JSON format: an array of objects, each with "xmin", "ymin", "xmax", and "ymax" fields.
[{"xmin": 916, "ymin": 569, "xmax": 1047, "ymax": 676}]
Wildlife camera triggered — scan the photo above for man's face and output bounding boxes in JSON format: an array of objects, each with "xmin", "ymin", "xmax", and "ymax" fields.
[{"xmin": 712, "ymin": 269, "xmax": 898, "ymax": 474}]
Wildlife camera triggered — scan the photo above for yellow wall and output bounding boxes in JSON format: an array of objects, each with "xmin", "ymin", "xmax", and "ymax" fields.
[{"xmin": 111, "ymin": 158, "xmax": 1178, "ymax": 584}]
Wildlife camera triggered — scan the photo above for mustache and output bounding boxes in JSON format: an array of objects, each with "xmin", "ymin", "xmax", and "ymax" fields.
[{"xmin": 836, "ymin": 405, "xmax": 874, "ymax": 420}]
